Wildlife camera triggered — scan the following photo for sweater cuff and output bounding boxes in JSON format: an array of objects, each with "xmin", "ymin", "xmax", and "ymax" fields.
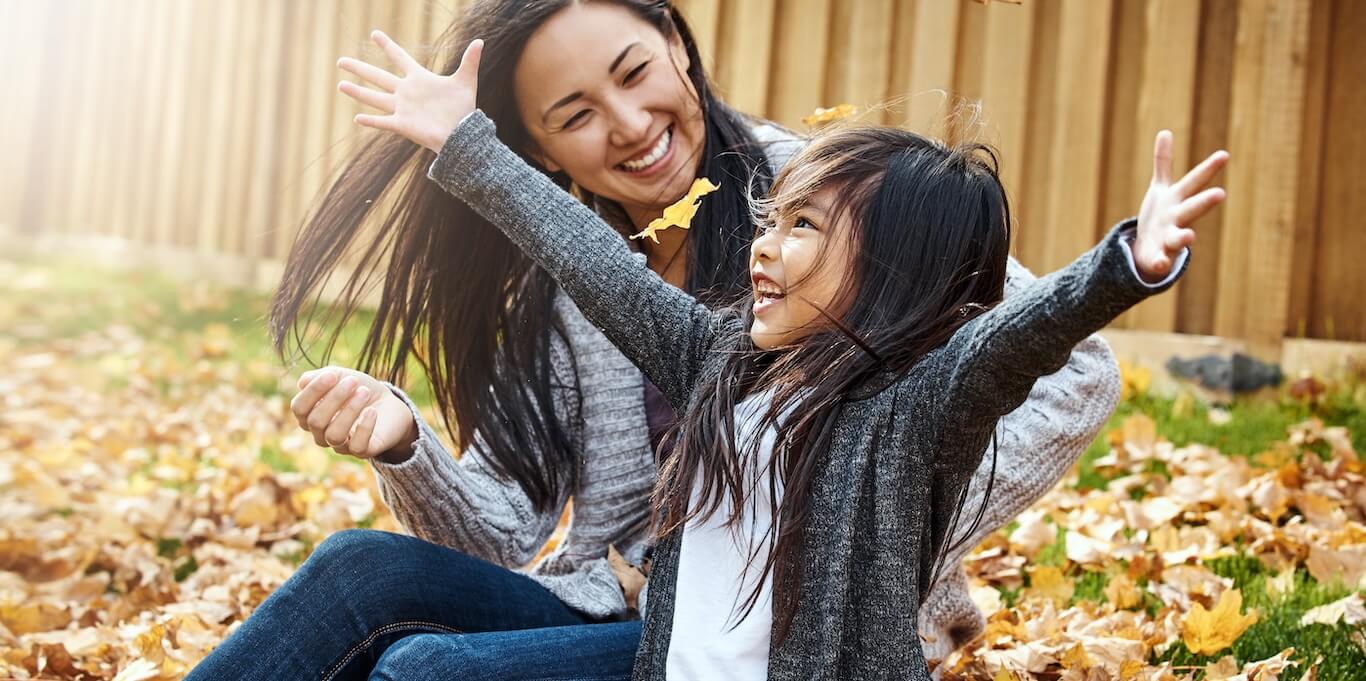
[
  {"xmin": 368, "ymin": 382, "xmax": 453, "ymax": 483},
  {"xmin": 1117, "ymin": 222, "xmax": 1189, "ymax": 289}
]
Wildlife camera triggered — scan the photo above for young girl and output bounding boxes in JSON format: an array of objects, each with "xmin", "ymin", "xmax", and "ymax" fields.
[{"xmin": 336, "ymin": 38, "xmax": 1227, "ymax": 679}]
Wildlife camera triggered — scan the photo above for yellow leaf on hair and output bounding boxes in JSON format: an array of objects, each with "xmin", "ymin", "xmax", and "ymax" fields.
[
  {"xmin": 629, "ymin": 178, "xmax": 720, "ymax": 243},
  {"xmin": 1181, "ymin": 588, "xmax": 1258, "ymax": 656}
]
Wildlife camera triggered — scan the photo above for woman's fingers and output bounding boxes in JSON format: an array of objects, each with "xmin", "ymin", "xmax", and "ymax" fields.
[
  {"xmin": 290, "ymin": 370, "xmax": 338, "ymax": 428},
  {"xmin": 454, "ymin": 39, "xmax": 483, "ymax": 84},
  {"xmin": 1174, "ymin": 187, "xmax": 1227, "ymax": 227},
  {"xmin": 354, "ymin": 112, "xmax": 401, "ymax": 134},
  {"xmin": 338, "ymin": 80, "xmax": 395, "ymax": 114},
  {"xmin": 305, "ymin": 376, "xmax": 360, "ymax": 436},
  {"xmin": 324, "ymin": 386, "xmax": 371, "ymax": 450},
  {"xmin": 349, "ymin": 408, "xmax": 379, "ymax": 458},
  {"xmin": 337, "ymin": 56, "xmax": 399, "ymax": 92},
  {"xmin": 1172, "ymin": 150, "xmax": 1230, "ymax": 199},
  {"xmin": 372, "ymin": 29, "xmax": 421, "ymax": 76},
  {"xmin": 1152, "ymin": 130, "xmax": 1174, "ymax": 186}
]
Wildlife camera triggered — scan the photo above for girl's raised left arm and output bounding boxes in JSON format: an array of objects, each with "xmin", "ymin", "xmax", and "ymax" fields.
[
  {"xmin": 938, "ymin": 131, "xmax": 1228, "ymax": 438},
  {"xmin": 338, "ymin": 34, "xmax": 722, "ymax": 410}
]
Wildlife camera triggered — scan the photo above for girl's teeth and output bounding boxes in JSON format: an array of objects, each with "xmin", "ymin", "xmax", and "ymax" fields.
[{"xmin": 621, "ymin": 129, "xmax": 671, "ymax": 171}]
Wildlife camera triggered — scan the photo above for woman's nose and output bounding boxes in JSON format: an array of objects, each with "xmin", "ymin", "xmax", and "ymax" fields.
[{"xmin": 605, "ymin": 97, "xmax": 653, "ymax": 148}]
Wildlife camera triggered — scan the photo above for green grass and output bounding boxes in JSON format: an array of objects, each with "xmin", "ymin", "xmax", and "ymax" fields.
[
  {"xmin": 2, "ymin": 256, "xmax": 436, "ymax": 406},
  {"xmin": 1159, "ymin": 555, "xmax": 1366, "ymax": 680},
  {"xmin": 1076, "ymin": 390, "xmax": 1366, "ymax": 491}
]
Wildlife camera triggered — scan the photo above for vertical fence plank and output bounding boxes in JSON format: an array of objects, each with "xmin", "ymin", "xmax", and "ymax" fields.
[
  {"xmin": 239, "ymin": 0, "xmax": 291, "ymax": 261},
  {"xmin": 823, "ymin": 0, "xmax": 894, "ymax": 115},
  {"xmin": 1176, "ymin": 0, "xmax": 1238, "ymax": 336},
  {"xmin": 145, "ymin": 0, "xmax": 197, "ymax": 249},
  {"xmin": 1121, "ymin": 0, "xmax": 1203, "ymax": 332},
  {"xmin": 674, "ymin": 0, "xmax": 722, "ymax": 73},
  {"xmin": 193, "ymin": 0, "xmax": 247, "ymax": 257},
  {"xmin": 766, "ymin": 0, "xmax": 832, "ymax": 128},
  {"xmin": 891, "ymin": 0, "xmax": 962, "ymax": 135},
  {"xmin": 270, "ymin": 0, "xmax": 324, "ymax": 260},
  {"xmin": 26, "ymin": 0, "xmax": 84, "ymax": 238},
  {"xmin": 1215, "ymin": 0, "xmax": 1313, "ymax": 352},
  {"xmin": 1284, "ymin": 0, "xmax": 1332, "ymax": 338},
  {"xmin": 957, "ymin": 1, "xmax": 1035, "ymax": 234},
  {"xmin": 714, "ymin": 0, "xmax": 776, "ymax": 115},
  {"xmin": 1310, "ymin": 0, "xmax": 1366, "ymax": 340},
  {"xmin": 1023, "ymin": 0, "xmax": 1115, "ymax": 274}
]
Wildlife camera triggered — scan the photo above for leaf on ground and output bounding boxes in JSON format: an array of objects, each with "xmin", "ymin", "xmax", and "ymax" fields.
[{"xmin": 1181, "ymin": 588, "xmax": 1258, "ymax": 656}]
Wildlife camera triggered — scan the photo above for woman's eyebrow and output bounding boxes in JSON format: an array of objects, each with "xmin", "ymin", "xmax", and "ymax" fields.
[{"xmin": 541, "ymin": 42, "xmax": 642, "ymax": 124}]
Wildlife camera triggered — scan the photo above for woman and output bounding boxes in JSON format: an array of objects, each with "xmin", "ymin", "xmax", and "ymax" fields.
[{"xmin": 189, "ymin": 1, "xmax": 1117, "ymax": 679}]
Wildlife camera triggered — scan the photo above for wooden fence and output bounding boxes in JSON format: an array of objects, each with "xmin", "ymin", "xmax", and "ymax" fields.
[{"xmin": 2, "ymin": 0, "xmax": 1362, "ymax": 348}]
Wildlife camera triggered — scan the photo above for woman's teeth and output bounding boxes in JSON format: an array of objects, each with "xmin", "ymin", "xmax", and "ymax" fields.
[
  {"xmin": 620, "ymin": 128, "xmax": 672, "ymax": 172},
  {"xmin": 754, "ymin": 281, "xmax": 785, "ymax": 301}
]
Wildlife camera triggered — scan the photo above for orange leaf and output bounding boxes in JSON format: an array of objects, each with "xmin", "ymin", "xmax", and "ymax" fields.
[{"xmin": 629, "ymin": 178, "xmax": 720, "ymax": 243}]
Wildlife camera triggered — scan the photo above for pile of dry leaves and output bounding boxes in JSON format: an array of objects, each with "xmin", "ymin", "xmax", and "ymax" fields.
[{"xmin": 1, "ymin": 262, "xmax": 1362, "ymax": 679}]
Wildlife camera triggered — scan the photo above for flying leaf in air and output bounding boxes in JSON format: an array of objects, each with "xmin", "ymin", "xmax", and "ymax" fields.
[
  {"xmin": 802, "ymin": 103, "xmax": 858, "ymax": 127},
  {"xmin": 629, "ymin": 178, "xmax": 720, "ymax": 243}
]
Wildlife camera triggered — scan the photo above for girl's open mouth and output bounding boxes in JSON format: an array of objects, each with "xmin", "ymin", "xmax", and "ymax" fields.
[
  {"xmin": 753, "ymin": 278, "xmax": 786, "ymax": 315},
  {"xmin": 616, "ymin": 125, "xmax": 675, "ymax": 176}
]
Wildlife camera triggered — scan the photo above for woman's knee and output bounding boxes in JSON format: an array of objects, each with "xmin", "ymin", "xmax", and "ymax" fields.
[{"xmin": 370, "ymin": 633, "xmax": 475, "ymax": 681}]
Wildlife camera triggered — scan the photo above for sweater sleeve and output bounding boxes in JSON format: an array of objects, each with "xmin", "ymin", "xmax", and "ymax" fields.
[
  {"xmin": 916, "ymin": 258, "xmax": 1121, "ymax": 659},
  {"xmin": 425, "ymin": 110, "xmax": 724, "ymax": 412},
  {"xmin": 937, "ymin": 220, "xmax": 1182, "ymax": 460},
  {"xmin": 366, "ymin": 329, "xmax": 579, "ymax": 568}
]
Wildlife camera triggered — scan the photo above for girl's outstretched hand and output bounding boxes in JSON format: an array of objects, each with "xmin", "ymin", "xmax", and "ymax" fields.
[
  {"xmin": 1133, "ymin": 131, "xmax": 1229, "ymax": 282},
  {"xmin": 337, "ymin": 32, "xmax": 483, "ymax": 153}
]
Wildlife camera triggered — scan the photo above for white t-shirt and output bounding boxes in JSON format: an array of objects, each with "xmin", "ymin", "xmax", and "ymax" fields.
[{"xmin": 666, "ymin": 389, "xmax": 788, "ymax": 680}]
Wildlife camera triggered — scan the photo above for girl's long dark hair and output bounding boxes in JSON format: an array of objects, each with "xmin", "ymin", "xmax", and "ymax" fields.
[
  {"xmin": 270, "ymin": 0, "xmax": 774, "ymax": 513},
  {"xmin": 655, "ymin": 126, "xmax": 1013, "ymax": 643}
]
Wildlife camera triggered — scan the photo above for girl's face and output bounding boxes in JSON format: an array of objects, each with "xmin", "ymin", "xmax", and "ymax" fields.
[
  {"xmin": 748, "ymin": 183, "xmax": 858, "ymax": 351},
  {"xmin": 514, "ymin": 3, "xmax": 706, "ymax": 225}
]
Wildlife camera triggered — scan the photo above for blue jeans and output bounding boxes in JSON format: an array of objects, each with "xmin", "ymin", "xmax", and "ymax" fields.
[{"xmin": 185, "ymin": 529, "xmax": 641, "ymax": 680}]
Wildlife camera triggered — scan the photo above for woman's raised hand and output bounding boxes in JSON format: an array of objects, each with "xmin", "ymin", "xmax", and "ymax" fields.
[
  {"xmin": 289, "ymin": 367, "xmax": 418, "ymax": 461},
  {"xmin": 338, "ymin": 32, "xmax": 483, "ymax": 153},
  {"xmin": 1133, "ymin": 131, "xmax": 1229, "ymax": 282}
]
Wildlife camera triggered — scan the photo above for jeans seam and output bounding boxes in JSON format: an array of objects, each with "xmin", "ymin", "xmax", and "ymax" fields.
[{"xmin": 321, "ymin": 619, "xmax": 465, "ymax": 681}]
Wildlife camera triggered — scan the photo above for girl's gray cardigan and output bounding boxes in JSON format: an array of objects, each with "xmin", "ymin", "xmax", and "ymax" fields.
[{"xmin": 370, "ymin": 115, "xmax": 1122, "ymax": 664}]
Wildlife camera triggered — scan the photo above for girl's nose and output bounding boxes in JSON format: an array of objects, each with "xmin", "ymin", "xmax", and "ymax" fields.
[{"xmin": 751, "ymin": 230, "xmax": 780, "ymax": 263}]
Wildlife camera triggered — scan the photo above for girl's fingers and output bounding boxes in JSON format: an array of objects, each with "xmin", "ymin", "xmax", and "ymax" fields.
[
  {"xmin": 1174, "ymin": 187, "xmax": 1227, "ymax": 227},
  {"xmin": 338, "ymin": 80, "xmax": 395, "ymax": 114},
  {"xmin": 1172, "ymin": 150, "xmax": 1230, "ymax": 199},
  {"xmin": 337, "ymin": 56, "xmax": 399, "ymax": 92},
  {"xmin": 1152, "ymin": 130, "xmax": 1174, "ymax": 186},
  {"xmin": 1163, "ymin": 226, "xmax": 1196, "ymax": 253},
  {"xmin": 324, "ymin": 386, "xmax": 371, "ymax": 450},
  {"xmin": 290, "ymin": 370, "xmax": 338, "ymax": 427},
  {"xmin": 372, "ymin": 29, "xmax": 421, "ymax": 76},
  {"xmin": 350, "ymin": 408, "xmax": 379, "ymax": 458}
]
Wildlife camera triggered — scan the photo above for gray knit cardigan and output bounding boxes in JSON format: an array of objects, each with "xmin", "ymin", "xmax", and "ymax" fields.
[{"xmin": 371, "ymin": 113, "xmax": 1121, "ymax": 665}]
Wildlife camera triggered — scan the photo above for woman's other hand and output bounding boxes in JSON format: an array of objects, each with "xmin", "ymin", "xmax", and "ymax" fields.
[
  {"xmin": 1133, "ymin": 130, "xmax": 1229, "ymax": 282},
  {"xmin": 337, "ymin": 32, "xmax": 484, "ymax": 153},
  {"xmin": 289, "ymin": 367, "xmax": 418, "ymax": 461}
]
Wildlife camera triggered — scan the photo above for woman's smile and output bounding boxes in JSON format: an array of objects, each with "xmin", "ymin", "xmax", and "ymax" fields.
[{"xmin": 616, "ymin": 123, "xmax": 675, "ymax": 175}]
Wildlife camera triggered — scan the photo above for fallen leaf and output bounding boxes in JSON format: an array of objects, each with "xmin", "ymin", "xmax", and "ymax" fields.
[
  {"xmin": 629, "ymin": 178, "xmax": 719, "ymax": 243},
  {"xmin": 1299, "ymin": 593, "xmax": 1366, "ymax": 627},
  {"xmin": 801, "ymin": 103, "xmax": 858, "ymax": 127},
  {"xmin": 1181, "ymin": 588, "xmax": 1258, "ymax": 656}
]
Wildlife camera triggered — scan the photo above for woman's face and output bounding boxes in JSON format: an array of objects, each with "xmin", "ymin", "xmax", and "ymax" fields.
[{"xmin": 514, "ymin": 2, "xmax": 706, "ymax": 222}]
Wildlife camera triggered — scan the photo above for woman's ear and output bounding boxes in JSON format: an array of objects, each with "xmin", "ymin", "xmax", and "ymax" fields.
[
  {"xmin": 528, "ymin": 146, "xmax": 562, "ymax": 173},
  {"xmin": 667, "ymin": 29, "xmax": 691, "ymax": 74}
]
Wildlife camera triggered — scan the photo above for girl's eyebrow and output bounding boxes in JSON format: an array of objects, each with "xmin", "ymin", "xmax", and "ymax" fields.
[{"xmin": 541, "ymin": 42, "xmax": 643, "ymax": 124}]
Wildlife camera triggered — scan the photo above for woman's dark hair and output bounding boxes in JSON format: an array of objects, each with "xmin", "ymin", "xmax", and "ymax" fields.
[
  {"xmin": 655, "ymin": 125, "xmax": 1012, "ymax": 643},
  {"xmin": 270, "ymin": 0, "xmax": 774, "ymax": 513}
]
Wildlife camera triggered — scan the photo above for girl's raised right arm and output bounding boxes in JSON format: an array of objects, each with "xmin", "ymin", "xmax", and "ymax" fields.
[{"xmin": 341, "ymin": 35, "xmax": 722, "ymax": 410}]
